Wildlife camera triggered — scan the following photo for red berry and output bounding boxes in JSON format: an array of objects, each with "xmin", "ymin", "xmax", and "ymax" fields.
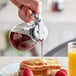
[
  {"xmin": 61, "ymin": 69, "xmax": 68, "ymax": 75},
  {"xmin": 55, "ymin": 71, "xmax": 66, "ymax": 76},
  {"xmin": 22, "ymin": 67, "xmax": 34, "ymax": 76}
]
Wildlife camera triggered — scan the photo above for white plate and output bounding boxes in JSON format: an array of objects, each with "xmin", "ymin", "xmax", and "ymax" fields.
[
  {"xmin": 0, "ymin": 62, "xmax": 68, "ymax": 76},
  {"xmin": 0, "ymin": 63, "xmax": 20, "ymax": 76}
]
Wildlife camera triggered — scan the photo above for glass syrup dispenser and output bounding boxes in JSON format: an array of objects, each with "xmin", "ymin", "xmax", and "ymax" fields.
[{"xmin": 9, "ymin": 14, "xmax": 48, "ymax": 51}]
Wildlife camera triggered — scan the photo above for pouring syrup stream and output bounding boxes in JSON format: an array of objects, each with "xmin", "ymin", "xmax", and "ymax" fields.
[{"xmin": 41, "ymin": 40, "xmax": 43, "ymax": 58}]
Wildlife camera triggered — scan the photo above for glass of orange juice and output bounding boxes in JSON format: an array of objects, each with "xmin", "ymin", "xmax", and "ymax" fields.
[{"xmin": 68, "ymin": 42, "xmax": 76, "ymax": 76}]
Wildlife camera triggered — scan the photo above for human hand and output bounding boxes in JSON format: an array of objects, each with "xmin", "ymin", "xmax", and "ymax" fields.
[{"xmin": 11, "ymin": 0, "xmax": 42, "ymax": 23}]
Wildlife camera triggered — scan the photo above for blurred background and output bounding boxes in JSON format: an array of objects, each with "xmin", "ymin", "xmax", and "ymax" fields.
[{"xmin": 0, "ymin": 0, "xmax": 76, "ymax": 56}]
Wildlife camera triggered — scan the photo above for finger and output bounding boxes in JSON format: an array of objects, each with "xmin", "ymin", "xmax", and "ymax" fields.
[
  {"xmin": 26, "ymin": 9, "xmax": 34, "ymax": 22},
  {"xmin": 11, "ymin": 0, "xmax": 22, "ymax": 8},
  {"xmin": 18, "ymin": 6, "xmax": 33, "ymax": 23},
  {"xmin": 16, "ymin": 0, "xmax": 42, "ymax": 13},
  {"xmin": 18, "ymin": 6, "xmax": 27, "ymax": 22},
  {"xmin": 30, "ymin": 0, "xmax": 42, "ymax": 13}
]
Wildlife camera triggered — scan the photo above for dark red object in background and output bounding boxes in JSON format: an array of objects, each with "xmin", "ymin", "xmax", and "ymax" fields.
[
  {"xmin": 9, "ymin": 32, "xmax": 36, "ymax": 51},
  {"xmin": 51, "ymin": 0, "xmax": 64, "ymax": 12}
]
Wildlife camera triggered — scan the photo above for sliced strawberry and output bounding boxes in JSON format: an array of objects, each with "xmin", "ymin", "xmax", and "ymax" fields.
[
  {"xmin": 61, "ymin": 69, "xmax": 68, "ymax": 75},
  {"xmin": 55, "ymin": 70, "xmax": 66, "ymax": 76},
  {"xmin": 22, "ymin": 67, "xmax": 34, "ymax": 76}
]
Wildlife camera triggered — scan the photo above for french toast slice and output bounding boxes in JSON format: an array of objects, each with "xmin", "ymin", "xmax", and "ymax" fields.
[
  {"xmin": 18, "ymin": 58, "xmax": 62, "ymax": 76},
  {"xmin": 20, "ymin": 58, "xmax": 62, "ymax": 70}
]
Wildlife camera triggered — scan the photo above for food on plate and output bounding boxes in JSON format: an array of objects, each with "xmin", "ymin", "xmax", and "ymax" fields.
[
  {"xmin": 60, "ymin": 69, "xmax": 68, "ymax": 75},
  {"xmin": 14, "ymin": 58, "xmax": 62, "ymax": 76},
  {"xmin": 55, "ymin": 69, "xmax": 68, "ymax": 76},
  {"xmin": 22, "ymin": 67, "xmax": 34, "ymax": 76}
]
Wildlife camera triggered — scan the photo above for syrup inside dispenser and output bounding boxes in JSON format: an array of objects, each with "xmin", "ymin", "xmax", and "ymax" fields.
[{"xmin": 9, "ymin": 14, "xmax": 48, "ymax": 51}]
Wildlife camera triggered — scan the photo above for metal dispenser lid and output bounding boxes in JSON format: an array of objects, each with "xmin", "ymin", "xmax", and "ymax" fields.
[
  {"xmin": 32, "ymin": 14, "xmax": 48, "ymax": 41},
  {"xmin": 33, "ymin": 20, "xmax": 48, "ymax": 41},
  {"xmin": 11, "ymin": 23, "xmax": 34, "ymax": 35}
]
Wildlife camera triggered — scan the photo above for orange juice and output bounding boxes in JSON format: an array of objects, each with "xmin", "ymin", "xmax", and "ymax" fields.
[{"xmin": 68, "ymin": 49, "xmax": 76, "ymax": 76}]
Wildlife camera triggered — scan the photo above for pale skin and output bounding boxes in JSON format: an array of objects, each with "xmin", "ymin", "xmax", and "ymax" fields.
[{"xmin": 11, "ymin": 0, "xmax": 42, "ymax": 23}]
